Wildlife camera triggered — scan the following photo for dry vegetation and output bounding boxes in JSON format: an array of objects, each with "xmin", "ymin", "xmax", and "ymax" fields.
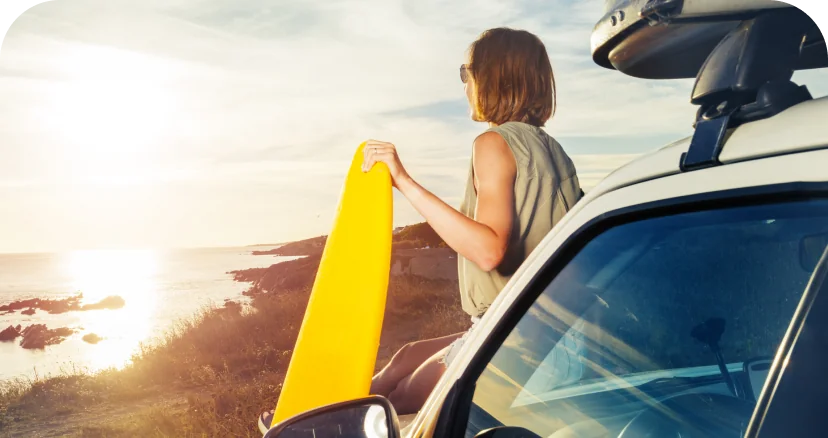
[{"xmin": 0, "ymin": 276, "xmax": 468, "ymax": 437}]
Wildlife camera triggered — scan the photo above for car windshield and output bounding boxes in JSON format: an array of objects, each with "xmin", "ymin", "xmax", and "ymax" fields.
[{"xmin": 466, "ymin": 199, "xmax": 828, "ymax": 438}]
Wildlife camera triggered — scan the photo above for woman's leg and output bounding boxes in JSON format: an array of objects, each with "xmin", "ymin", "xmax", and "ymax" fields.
[
  {"xmin": 259, "ymin": 333, "xmax": 462, "ymax": 434},
  {"xmin": 387, "ymin": 344, "xmax": 452, "ymax": 415},
  {"xmin": 371, "ymin": 332, "xmax": 464, "ymax": 397}
]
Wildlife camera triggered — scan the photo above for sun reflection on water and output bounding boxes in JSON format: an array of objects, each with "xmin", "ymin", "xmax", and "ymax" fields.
[{"xmin": 63, "ymin": 249, "xmax": 160, "ymax": 371}]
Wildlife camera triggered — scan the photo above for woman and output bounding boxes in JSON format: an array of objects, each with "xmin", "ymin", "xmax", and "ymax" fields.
[
  {"xmin": 364, "ymin": 27, "xmax": 582, "ymax": 415},
  {"xmin": 260, "ymin": 27, "xmax": 581, "ymax": 431}
]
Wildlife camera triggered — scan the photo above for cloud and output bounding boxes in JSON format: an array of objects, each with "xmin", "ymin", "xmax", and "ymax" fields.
[
  {"xmin": 1, "ymin": 0, "xmax": 826, "ymax": 250},
  {"xmin": 385, "ymin": 100, "xmax": 471, "ymax": 122},
  {"xmin": 571, "ymin": 154, "xmax": 640, "ymax": 190}
]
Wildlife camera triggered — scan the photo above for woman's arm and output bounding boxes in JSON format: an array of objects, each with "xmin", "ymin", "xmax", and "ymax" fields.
[{"xmin": 362, "ymin": 133, "xmax": 516, "ymax": 272}]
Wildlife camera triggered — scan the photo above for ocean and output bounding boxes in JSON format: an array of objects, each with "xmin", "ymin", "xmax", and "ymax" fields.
[{"xmin": 0, "ymin": 246, "xmax": 291, "ymax": 381}]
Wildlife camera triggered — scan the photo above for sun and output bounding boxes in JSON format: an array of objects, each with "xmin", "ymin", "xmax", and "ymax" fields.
[
  {"xmin": 47, "ymin": 45, "xmax": 176, "ymax": 183},
  {"xmin": 63, "ymin": 249, "xmax": 160, "ymax": 371}
]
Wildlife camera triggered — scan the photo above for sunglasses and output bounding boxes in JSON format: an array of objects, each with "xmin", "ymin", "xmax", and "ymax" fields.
[{"xmin": 460, "ymin": 64, "xmax": 471, "ymax": 84}]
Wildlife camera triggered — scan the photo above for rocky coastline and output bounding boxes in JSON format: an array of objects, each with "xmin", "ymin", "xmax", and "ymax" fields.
[{"xmin": 0, "ymin": 294, "xmax": 124, "ymax": 350}]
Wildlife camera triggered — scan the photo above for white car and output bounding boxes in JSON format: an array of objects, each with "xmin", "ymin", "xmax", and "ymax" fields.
[{"xmin": 264, "ymin": 2, "xmax": 828, "ymax": 437}]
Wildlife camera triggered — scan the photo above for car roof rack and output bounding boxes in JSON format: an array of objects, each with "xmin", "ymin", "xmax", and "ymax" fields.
[
  {"xmin": 591, "ymin": 2, "xmax": 827, "ymax": 172},
  {"xmin": 680, "ymin": 7, "xmax": 821, "ymax": 171}
]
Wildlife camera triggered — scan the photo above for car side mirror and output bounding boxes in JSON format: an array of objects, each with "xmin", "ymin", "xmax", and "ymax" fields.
[
  {"xmin": 801, "ymin": 233, "xmax": 828, "ymax": 272},
  {"xmin": 263, "ymin": 396, "xmax": 401, "ymax": 438}
]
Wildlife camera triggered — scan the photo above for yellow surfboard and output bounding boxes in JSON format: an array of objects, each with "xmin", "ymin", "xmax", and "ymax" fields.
[{"xmin": 270, "ymin": 142, "xmax": 393, "ymax": 426}]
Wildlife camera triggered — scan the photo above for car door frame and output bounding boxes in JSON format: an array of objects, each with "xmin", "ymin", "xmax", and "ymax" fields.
[
  {"xmin": 748, "ymin": 244, "xmax": 828, "ymax": 437},
  {"xmin": 422, "ymin": 179, "xmax": 828, "ymax": 438}
]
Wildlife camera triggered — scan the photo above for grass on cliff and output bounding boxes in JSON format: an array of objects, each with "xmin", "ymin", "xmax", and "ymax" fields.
[{"xmin": 0, "ymin": 276, "xmax": 468, "ymax": 437}]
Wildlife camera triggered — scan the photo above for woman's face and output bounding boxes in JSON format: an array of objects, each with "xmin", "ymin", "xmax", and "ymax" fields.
[
  {"xmin": 462, "ymin": 63, "xmax": 478, "ymax": 121},
  {"xmin": 464, "ymin": 77, "xmax": 474, "ymax": 118}
]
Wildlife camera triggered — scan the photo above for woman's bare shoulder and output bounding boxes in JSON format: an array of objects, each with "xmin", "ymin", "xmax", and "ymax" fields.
[
  {"xmin": 472, "ymin": 130, "xmax": 516, "ymax": 178},
  {"xmin": 473, "ymin": 130, "xmax": 508, "ymax": 147}
]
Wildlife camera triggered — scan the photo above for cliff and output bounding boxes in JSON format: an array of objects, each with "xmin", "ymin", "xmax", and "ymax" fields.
[{"xmin": 251, "ymin": 222, "xmax": 448, "ymax": 257}]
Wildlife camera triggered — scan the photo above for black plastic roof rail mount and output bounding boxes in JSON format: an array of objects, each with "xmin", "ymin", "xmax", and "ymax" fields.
[{"xmin": 680, "ymin": 7, "xmax": 819, "ymax": 172}]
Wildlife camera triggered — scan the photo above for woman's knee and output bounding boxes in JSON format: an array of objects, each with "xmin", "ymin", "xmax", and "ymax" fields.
[
  {"xmin": 387, "ymin": 376, "xmax": 439, "ymax": 415},
  {"xmin": 387, "ymin": 383, "xmax": 421, "ymax": 416},
  {"xmin": 386, "ymin": 356, "xmax": 448, "ymax": 415},
  {"xmin": 393, "ymin": 340, "xmax": 425, "ymax": 364},
  {"xmin": 380, "ymin": 336, "xmax": 457, "ymax": 384},
  {"xmin": 383, "ymin": 343, "xmax": 410, "ymax": 372}
]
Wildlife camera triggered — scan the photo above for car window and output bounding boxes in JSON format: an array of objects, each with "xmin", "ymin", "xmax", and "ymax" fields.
[{"xmin": 464, "ymin": 199, "xmax": 828, "ymax": 438}]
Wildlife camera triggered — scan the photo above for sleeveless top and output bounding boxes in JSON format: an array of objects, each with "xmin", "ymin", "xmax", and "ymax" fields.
[{"xmin": 457, "ymin": 122, "xmax": 581, "ymax": 317}]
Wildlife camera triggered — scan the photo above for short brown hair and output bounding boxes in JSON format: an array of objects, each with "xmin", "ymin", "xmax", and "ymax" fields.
[{"xmin": 467, "ymin": 28, "xmax": 556, "ymax": 127}]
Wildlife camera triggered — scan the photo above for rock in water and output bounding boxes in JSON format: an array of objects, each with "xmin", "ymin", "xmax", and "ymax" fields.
[
  {"xmin": 0, "ymin": 298, "xmax": 39, "ymax": 313},
  {"xmin": 21, "ymin": 308, "xmax": 36, "ymax": 316},
  {"xmin": 82, "ymin": 333, "xmax": 104, "ymax": 344},
  {"xmin": 20, "ymin": 325, "xmax": 74, "ymax": 349},
  {"xmin": 1, "ymin": 294, "xmax": 125, "ymax": 315},
  {"xmin": 0, "ymin": 325, "xmax": 22, "ymax": 342},
  {"xmin": 81, "ymin": 296, "xmax": 126, "ymax": 311}
]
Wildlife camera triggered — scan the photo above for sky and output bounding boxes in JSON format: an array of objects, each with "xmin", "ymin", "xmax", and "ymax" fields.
[{"xmin": 0, "ymin": 0, "xmax": 826, "ymax": 253}]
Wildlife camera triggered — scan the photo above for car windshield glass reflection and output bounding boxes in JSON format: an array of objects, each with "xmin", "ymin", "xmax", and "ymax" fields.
[{"xmin": 466, "ymin": 199, "xmax": 828, "ymax": 438}]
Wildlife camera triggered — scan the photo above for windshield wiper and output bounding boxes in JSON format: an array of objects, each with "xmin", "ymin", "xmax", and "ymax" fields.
[{"xmin": 691, "ymin": 317, "xmax": 742, "ymax": 398}]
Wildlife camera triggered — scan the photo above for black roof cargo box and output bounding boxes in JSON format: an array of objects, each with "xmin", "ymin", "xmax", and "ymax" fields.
[{"xmin": 591, "ymin": 0, "xmax": 827, "ymax": 79}]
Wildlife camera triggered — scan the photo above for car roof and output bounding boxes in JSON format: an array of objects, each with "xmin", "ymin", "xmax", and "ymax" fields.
[{"xmin": 588, "ymin": 95, "xmax": 828, "ymax": 199}]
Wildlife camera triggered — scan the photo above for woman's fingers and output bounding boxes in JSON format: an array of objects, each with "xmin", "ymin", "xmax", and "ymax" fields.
[
  {"xmin": 364, "ymin": 146, "xmax": 394, "ymax": 156},
  {"xmin": 362, "ymin": 141, "xmax": 398, "ymax": 173},
  {"xmin": 362, "ymin": 150, "xmax": 385, "ymax": 172},
  {"xmin": 363, "ymin": 145, "xmax": 379, "ymax": 171},
  {"xmin": 362, "ymin": 149, "xmax": 373, "ymax": 171},
  {"xmin": 373, "ymin": 152, "xmax": 396, "ymax": 163},
  {"xmin": 363, "ymin": 144, "xmax": 390, "ymax": 164},
  {"xmin": 365, "ymin": 140, "xmax": 394, "ymax": 149},
  {"xmin": 365, "ymin": 141, "xmax": 396, "ymax": 158},
  {"xmin": 362, "ymin": 152, "xmax": 396, "ymax": 173}
]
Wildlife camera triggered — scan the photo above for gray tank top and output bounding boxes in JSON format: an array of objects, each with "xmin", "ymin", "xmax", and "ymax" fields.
[{"xmin": 458, "ymin": 122, "xmax": 581, "ymax": 317}]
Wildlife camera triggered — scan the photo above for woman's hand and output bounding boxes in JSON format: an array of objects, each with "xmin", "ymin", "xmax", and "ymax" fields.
[
  {"xmin": 362, "ymin": 140, "xmax": 411, "ymax": 188},
  {"xmin": 360, "ymin": 133, "xmax": 515, "ymax": 272}
]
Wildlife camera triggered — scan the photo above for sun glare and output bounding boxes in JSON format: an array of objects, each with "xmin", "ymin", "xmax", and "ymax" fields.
[
  {"xmin": 63, "ymin": 249, "xmax": 160, "ymax": 371},
  {"xmin": 48, "ymin": 46, "xmax": 175, "ymax": 183}
]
